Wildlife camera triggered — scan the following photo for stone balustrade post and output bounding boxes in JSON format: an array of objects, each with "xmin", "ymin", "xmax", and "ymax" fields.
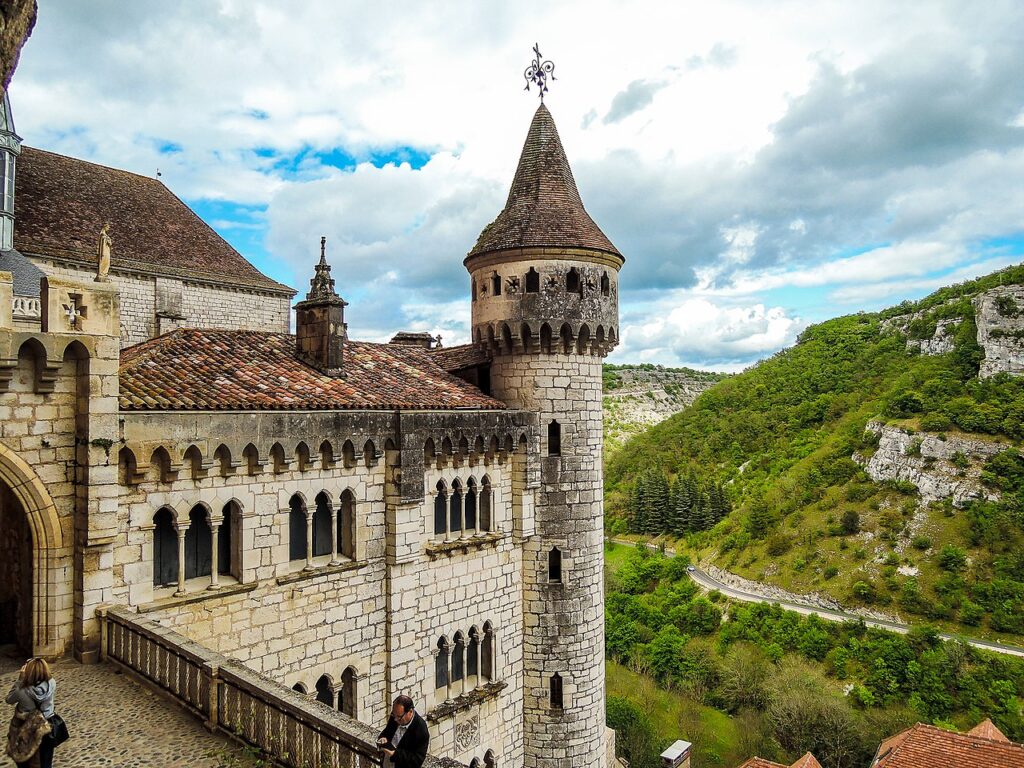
[{"xmin": 175, "ymin": 527, "xmax": 187, "ymax": 596}]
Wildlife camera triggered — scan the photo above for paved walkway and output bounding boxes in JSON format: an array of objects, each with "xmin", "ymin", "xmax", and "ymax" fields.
[{"xmin": 1, "ymin": 651, "xmax": 256, "ymax": 768}]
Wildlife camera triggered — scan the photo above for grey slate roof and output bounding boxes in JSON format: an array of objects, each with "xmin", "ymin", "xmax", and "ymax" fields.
[
  {"xmin": 0, "ymin": 247, "xmax": 43, "ymax": 296},
  {"xmin": 468, "ymin": 104, "xmax": 621, "ymax": 259}
]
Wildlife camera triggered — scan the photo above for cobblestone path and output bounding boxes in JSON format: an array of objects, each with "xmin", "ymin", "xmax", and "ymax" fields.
[{"xmin": 1, "ymin": 652, "xmax": 257, "ymax": 768}]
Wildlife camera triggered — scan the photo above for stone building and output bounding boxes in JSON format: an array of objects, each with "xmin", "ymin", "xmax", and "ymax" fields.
[{"xmin": 0, "ymin": 84, "xmax": 622, "ymax": 768}]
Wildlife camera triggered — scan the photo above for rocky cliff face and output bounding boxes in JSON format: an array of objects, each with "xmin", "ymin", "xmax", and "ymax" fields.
[
  {"xmin": 603, "ymin": 366, "xmax": 723, "ymax": 452},
  {"xmin": 974, "ymin": 285, "xmax": 1024, "ymax": 378},
  {"xmin": 854, "ymin": 420, "xmax": 1007, "ymax": 506}
]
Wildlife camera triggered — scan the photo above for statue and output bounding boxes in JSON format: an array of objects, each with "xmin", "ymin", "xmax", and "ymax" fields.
[{"xmin": 96, "ymin": 223, "xmax": 112, "ymax": 282}]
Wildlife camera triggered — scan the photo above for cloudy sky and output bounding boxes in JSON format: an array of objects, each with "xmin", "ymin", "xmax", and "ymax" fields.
[{"xmin": 10, "ymin": 1, "xmax": 1024, "ymax": 370}]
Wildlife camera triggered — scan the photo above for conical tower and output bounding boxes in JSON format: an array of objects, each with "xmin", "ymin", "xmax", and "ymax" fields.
[{"xmin": 467, "ymin": 104, "xmax": 622, "ymax": 768}]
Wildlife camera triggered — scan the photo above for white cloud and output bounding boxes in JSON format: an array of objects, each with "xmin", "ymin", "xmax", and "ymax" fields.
[{"xmin": 615, "ymin": 297, "xmax": 804, "ymax": 370}]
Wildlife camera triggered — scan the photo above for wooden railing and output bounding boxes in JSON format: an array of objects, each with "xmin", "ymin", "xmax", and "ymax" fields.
[{"xmin": 99, "ymin": 606, "xmax": 463, "ymax": 768}]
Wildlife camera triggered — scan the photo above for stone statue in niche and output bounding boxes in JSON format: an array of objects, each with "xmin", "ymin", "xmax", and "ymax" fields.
[{"xmin": 96, "ymin": 223, "xmax": 113, "ymax": 282}]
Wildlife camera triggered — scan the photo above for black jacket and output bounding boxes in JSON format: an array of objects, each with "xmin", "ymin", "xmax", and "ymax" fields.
[{"xmin": 378, "ymin": 711, "xmax": 430, "ymax": 768}]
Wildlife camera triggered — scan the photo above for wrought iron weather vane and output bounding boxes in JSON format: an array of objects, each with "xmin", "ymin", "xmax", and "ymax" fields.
[{"xmin": 523, "ymin": 43, "xmax": 556, "ymax": 101}]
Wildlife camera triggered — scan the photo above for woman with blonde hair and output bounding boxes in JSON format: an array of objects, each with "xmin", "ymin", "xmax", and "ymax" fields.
[{"xmin": 5, "ymin": 657, "xmax": 59, "ymax": 768}]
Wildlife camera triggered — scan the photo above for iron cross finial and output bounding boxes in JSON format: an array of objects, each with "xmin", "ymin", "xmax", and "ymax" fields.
[
  {"xmin": 524, "ymin": 43, "xmax": 556, "ymax": 101},
  {"xmin": 320, "ymin": 235, "xmax": 327, "ymax": 264}
]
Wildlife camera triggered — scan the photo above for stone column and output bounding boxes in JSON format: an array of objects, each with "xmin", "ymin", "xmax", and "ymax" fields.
[
  {"xmin": 304, "ymin": 510, "xmax": 314, "ymax": 570},
  {"xmin": 208, "ymin": 515, "xmax": 222, "ymax": 590},
  {"xmin": 329, "ymin": 506, "xmax": 340, "ymax": 565},
  {"xmin": 174, "ymin": 526, "xmax": 187, "ymax": 597}
]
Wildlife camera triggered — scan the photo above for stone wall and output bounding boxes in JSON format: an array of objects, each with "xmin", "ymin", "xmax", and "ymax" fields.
[
  {"xmin": 490, "ymin": 353, "xmax": 606, "ymax": 768},
  {"xmin": 26, "ymin": 257, "xmax": 292, "ymax": 346},
  {"xmin": 116, "ymin": 408, "xmax": 534, "ymax": 768}
]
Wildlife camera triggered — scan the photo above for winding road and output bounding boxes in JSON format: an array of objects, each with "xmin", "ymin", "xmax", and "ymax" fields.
[{"xmin": 610, "ymin": 539, "xmax": 1024, "ymax": 658}]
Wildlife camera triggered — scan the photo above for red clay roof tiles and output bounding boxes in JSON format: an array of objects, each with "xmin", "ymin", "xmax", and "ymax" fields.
[
  {"xmin": 430, "ymin": 343, "xmax": 489, "ymax": 372},
  {"xmin": 468, "ymin": 104, "xmax": 621, "ymax": 259},
  {"xmin": 119, "ymin": 329, "xmax": 505, "ymax": 412},
  {"xmin": 15, "ymin": 147, "xmax": 292, "ymax": 294},
  {"xmin": 871, "ymin": 722, "xmax": 1024, "ymax": 768}
]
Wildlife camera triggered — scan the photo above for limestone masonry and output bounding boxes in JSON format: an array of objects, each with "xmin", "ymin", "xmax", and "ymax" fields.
[{"xmin": 0, "ymin": 87, "xmax": 620, "ymax": 768}]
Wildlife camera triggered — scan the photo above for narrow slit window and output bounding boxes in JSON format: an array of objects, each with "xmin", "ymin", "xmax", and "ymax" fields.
[
  {"xmin": 547, "ymin": 420, "xmax": 561, "ymax": 457},
  {"xmin": 491, "ymin": 273, "xmax": 502, "ymax": 296},
  {"xmin": 550, "ymin": 673, "xmax": 563, "ymax": 709},
  {"xmin": 601, "ymin": 272, "xmax": 610, "ymax": 296},
  {"xmin": 548, "ymin": 547, "xmax": 562, "ymax": 583}
]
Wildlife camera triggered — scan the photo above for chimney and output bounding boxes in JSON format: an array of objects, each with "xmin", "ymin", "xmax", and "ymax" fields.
[{"xmin": 294, "ymin": 236, "xmax": 347, "ymax": 375}]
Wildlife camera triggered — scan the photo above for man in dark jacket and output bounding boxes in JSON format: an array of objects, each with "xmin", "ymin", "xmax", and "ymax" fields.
[{"xmin": 378, "ymin": 694, "xmax": 429, "ymax": 768}]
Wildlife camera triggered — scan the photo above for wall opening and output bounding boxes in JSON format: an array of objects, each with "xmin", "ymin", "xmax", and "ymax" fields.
[
  {"xmin": 0, "ymin": 483, "xmax": 32, "ymax": 653},
  {"xmin": 548, "ymin": 547, "xmax": 562, "ymax": 583},
  {"xmin": 312, "ymin": 492, "xmax": 332, "ymax": 557},
  {"xmin": 547, "ymin": 421, "xmax": 561, "ymax": 456},
  {"xmin": 549, "ymin": 673, "xmax": 563, "ymax": 709},
  {"xmin": 566, "ymin": 268, "xmax": 580, "ymax": 294},
  {"xmin": 288, "ymin": 495, "xmax": 307, "ymax": 562},
  {"xmin": 153, "ymin": 508, "xmax": 178, "ymax": 587},
  {"xmin": 525, "ymin": 268, "xmax": 540, "ymax": 293},
  {"xmin": 491, "ymin": 272, "xmax": 502, "ymax": 296}
]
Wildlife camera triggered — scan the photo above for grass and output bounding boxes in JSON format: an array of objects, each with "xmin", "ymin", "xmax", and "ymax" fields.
[{"xmin": 606, "ymin": 662, "xmax": 747, "ymax": 768}]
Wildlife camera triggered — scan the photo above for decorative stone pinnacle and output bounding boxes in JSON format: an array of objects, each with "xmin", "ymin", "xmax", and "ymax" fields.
[
  {"xmin": 306, "ymin": 235, "xmax": 339, "ymax": 301},
  {"xmin": 523, "ymin": 43, "xmax": 556, "ymax": 102}
]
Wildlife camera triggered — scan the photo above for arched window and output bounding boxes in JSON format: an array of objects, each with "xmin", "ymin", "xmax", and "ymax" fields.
[
  {"xmin": 183, "ymin": 445, "xmax": 203, "ymax": 480},
  {"xmin": 339, "ymin": 667, "xmax": 357, "ymax": 717},
  {"xmin": 470, "ymin": 759, "xmax": 481, "ymax": 768},
  {"xmin": 484, "ymin": 750, "xmax": 496, "ymax": 768},
  {"xmin": 452, "ymin": 631, "xmax": 465, "ymax": 684},
  {"xmin": 295, "ymin": 441, "xmax": 311, "ymax": 472},
  {"xmin": 482, "ymin": 622, "xmax": 494, "ymax": 682},
  {"xmin": 434, "ymin": 481, "xmax": 448, "ymax": 536},
  {"xmin": 363, "ymin": 440, "xmax": 376, "ymax": 468},
  {"xmin": 435, "ymin": 637, "xmax": 450, "ymax": 691},
  {"xmin": 312, "ymin": 492, "xmax": 332, "ymax": 558},
  {"xmin": 547, "ymin": 420, "xmax": 561, "ymax": 457},
  {"xmin": 465, "ymin": 478, "xmax": 478, "ymax": 533},
  {"xmin": 184, "ymin": 505, "xmax": 212, "ymax": 580},
  {"xmin": 315, "ymin": 675, "xmax": 334, "ymax": 707},
  {"xmin": 339, "ymin": 490, "xmax": 356, "ymax": 559},
  {"xmin": 270, "ymin": 442, "xmax": 287, "ymax": 474},
  {"xmin": 289, "ymin": 495, "xmax": 307, "ymax": 562},
  {"xmin": 480, "ymin": 476, "xmax": 492, "ymax": 532},
  {"xmin": 218, "ymin": 502, "xmax": 237, "ymax": 578},
  {"xmin": 319, "ymin": 440, "xmax": 335, "ymax": 470},
  {"xmin": 213, "ymin": 444, "xmax": 233, "ymax": 476},
  {"xmin": 491, "ymin": 272, "xmax": 502, "ymax": 296},
  {"xmin": 540, "ymin": 323, "xmax": 553, "ymax": 354},
  {"xmin": 468, "ymin": 626, "xmax": 480, "ymax": 681},
  {"xmin": 525, "ymin": 267, "xmax": 540, "ymax": 293},
  {"xmin": 601, "ymin": 271, "xmax": 610, "ymax": 296},
  {"xmin": 550, "ymin": 673, "xmax": 563, "ymax": 709},
  {"xmin": 292, "ymin": 682, "xmax": 307, "ymax": 694},
  {"xmin": 566, "ymin": 268, "xmax": 580, "ymax": 294},
  {"xmin": 548, "ymin": 547, "xmax": 562, "ymax": 583},
  {"xmin": 153, "ymin": 508, "xmax": 178, "ymax": 587},
  {"xmin": 450, "ymin": 479, "xmax": 463, "ymax": 536}
]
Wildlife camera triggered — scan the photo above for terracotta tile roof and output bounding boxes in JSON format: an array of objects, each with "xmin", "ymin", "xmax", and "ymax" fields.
[
  {"xmin": 468, "ymin": 104, "xmax": 621, "ymax": 259},
  {"xmin": 872, "ymin": 722, "xmax": 1024, "ymax": 768},
  {"xmin": 430, "ymin": 343, "xmax": 489, "ymax": 372},
  {"xmin": 968, "ymin": 718, "xmax": 1011, "ymax": 743},
  {"xmin": 788, "ymin": 754, "xmax": 822, "ymax": 768},
  {"xmin": 119, "ymin": 329, "xmax": 506, "ymax": 411},
  {"xmin": 14, "ymin": 147, "xmax": 293, "ymax": 295},
  {"xmin": 735, "ymin": 759, "xmax": 787, "ymax": 768}
]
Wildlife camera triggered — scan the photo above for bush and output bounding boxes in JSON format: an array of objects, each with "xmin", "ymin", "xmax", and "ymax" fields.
[
  {"xmin": 824, "ymin": 566, "xmax": 840, "ymax": 580},
  {"xmin": 851, "ymin": 580, "xmax": 876, "ymax": 603},
  {"xmin": 938, "ymin": 545, "xmax": 968, "ymax": 572},
  {"xmin": 959, "ymin": 600, "xmax": 984, "ymax": 626},
  {"xmin": 765, "ymin": 533, "xmax": 793, "ymax": 556},
  {"xmin": 886, "ymin": 390, "xmax": 925, "ymax": 418},
  {"xmin": 920, "ymin": 413, "xmax": 953, "ymax": 432},
  {"xmin": 841, "ymin": 510, "xmax": 861, "ymax": 535},
  {"xmin": 912, "ymin": 536, "xmax": 932, "ymax": 551}
]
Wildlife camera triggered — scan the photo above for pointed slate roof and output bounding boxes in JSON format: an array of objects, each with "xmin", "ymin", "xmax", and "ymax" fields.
[{"xmin": 468, "ymin": 104, "xmax": 621, "ymax": 259}]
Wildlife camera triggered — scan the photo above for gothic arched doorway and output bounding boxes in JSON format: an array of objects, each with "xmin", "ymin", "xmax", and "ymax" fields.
[
  {"xmin": 0, "ymin": 483, "xmax": 32, "ymax": 653},
  {"xmin": 0, "ymin": 442, "xmax": 65, "ymax": 657}
]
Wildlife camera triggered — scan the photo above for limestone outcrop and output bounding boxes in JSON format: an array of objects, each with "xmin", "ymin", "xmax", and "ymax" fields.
[
  {"xmin": 1, "ymin": 0, "xmax": 37, "ymax": 90},
  {"xmin": 974, "ymin": 285, "xmax": 1024, "ymax": 378},
  {"xmin": 854, "ymin": 420, "xmax": 1007, "ymax": 506}
]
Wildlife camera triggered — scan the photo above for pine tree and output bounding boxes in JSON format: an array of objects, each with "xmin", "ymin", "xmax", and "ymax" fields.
[
  {"xmin": 672, "ymin": 474, "xmax": 694, "ymax": 535},
  {"xmin": 630, "ymin": 474, "xmax": 648, "ymax": 533},
  {"xmin": 648, "ymin": 471, "xmax": 670, "ymax": 534}
]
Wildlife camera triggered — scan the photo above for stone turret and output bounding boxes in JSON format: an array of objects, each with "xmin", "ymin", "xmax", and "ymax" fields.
[
  {"xmin": 468, "ymin": 103, "xmax": 623, "ymax": 768},
  {"xmin": 295, "ymin": 236, "xmax": 347, "ymax": 375},
  {"xmin": 0, "ymin": 89, "xmax": 22, "ymax": 251}
]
